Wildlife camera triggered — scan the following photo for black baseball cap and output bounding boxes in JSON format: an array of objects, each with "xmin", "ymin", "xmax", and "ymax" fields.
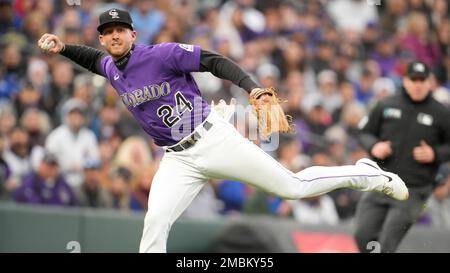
[
  {"xmin": 406, "ymin": 61, "xmax": 430, "ymax": 80},
  {"xmin": 97, "ymin": 8, "xmax": 134, "ymax": 34}
]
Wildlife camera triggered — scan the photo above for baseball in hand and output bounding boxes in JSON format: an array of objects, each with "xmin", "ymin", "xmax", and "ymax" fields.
[{"xmin": 41, "ymin": 40, "xmax": 55, "ymax": 50}]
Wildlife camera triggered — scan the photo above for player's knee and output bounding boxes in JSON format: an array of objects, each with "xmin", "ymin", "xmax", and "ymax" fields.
[
  {"xmin": 143, "ymin": 210, "xmax": 172, "ymax": 237},
  {"xmin": 144, "ymin": 210, "xmax": 170, "ymax": 229},
  {"xmin": 145, "ymin": 203, "xmax": 171, "ymax": 219}
]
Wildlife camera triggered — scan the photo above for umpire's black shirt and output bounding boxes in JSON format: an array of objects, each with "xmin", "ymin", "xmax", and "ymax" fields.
[{"xmin": 358, "ymin": 88, "xmax": 450, "ymax": 188}]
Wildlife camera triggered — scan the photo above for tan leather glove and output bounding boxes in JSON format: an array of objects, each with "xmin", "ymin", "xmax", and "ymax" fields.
[{"xmin": 249, "ymin": 87, "xmax": 293, "ymax": 138}]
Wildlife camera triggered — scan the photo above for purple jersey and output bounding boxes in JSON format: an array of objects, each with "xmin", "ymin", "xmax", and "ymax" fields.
[
  {"xmin": 101, "ymin": 43, "xmax": 210, "ymax": 146},
  {"xmin": 13, "ymin": 172, "xmax": 78, "ymax": 207}
]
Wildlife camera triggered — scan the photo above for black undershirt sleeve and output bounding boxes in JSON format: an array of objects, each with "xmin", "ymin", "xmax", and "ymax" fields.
[
  {"xmin": 60, "ymin": 44, "xmax": 107, "ymax": 76},
  {"xmin": 199, "ymin": 49, "xmax": 259, "ymax": 93}
]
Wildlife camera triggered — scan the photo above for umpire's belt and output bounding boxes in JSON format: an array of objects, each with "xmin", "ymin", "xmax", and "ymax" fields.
[{"xmin": 166, "ymin": 121, "xmax": 213, "ymax": 153}]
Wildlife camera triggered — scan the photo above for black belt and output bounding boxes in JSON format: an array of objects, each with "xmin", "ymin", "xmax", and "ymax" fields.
[{"xmin": 166, "ymin": 121, "xmax": 213, "ymax": 152}]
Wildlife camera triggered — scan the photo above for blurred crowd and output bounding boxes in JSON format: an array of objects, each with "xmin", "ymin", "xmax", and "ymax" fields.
[{"xmin": 1, "ymin": 0, "xmax": 450, "ymax": 228}]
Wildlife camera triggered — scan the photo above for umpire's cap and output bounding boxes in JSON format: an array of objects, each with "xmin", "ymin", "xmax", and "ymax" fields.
[
  {"xmin": 406, "ymin": 60, "xmax": 430, "ymax": 80},
  {"xmin": 97, "ymin": 8, "xmax": 134, "ymax": 34}
]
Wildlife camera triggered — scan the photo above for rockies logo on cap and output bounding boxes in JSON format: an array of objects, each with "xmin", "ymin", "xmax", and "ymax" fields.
[
  {"xmin": 414, "ymin": 63, "xmax": 425, "ymax": 72},
  {"xmin": 97, "ymin": 8, "xmax": 134, "ymax": 33},
  {"xmin": 109, "ymin": 9, "xmax": 120, "ymax": 19}
]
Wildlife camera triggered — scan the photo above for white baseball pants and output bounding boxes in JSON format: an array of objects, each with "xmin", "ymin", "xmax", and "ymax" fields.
[{"xmin": 139, "ymin": 110, "xmax": 386, "ymax": 253}]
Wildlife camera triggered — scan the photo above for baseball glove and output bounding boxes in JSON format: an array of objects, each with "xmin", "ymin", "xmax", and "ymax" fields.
[{"xmin": 249, "ymin": 87, "xmax": 293, "ymax": 138}]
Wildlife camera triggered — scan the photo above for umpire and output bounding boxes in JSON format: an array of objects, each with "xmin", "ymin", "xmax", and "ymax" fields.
[{"xmin": 355, "ymin": 61, "xmax": 450, "ymax": 253}]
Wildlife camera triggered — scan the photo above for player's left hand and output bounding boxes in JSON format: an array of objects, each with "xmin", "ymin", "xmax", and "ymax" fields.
[{"xmin": 413, "ymin": 140, "xmax": 435, "ymax": 163}]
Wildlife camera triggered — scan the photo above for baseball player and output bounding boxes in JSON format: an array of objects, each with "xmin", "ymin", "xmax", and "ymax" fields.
[{"xmin": 38, "ymin": 8, "xmax": 408, "ymax": 253}]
